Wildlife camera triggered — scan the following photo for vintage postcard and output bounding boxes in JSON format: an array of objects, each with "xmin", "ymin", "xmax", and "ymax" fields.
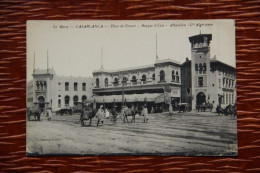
[{"xmin": 26, "ymin": 20, "xmax": 237, "ymax": 156}]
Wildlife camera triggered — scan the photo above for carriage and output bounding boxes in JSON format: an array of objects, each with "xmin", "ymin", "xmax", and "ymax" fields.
[
  {"xmin": 178, "ymin": 103, "xmax": 190, "ymax": 112},
  {"xmin": 216, "ymin": 104, "xmax": 236, "ymax": 116},
  {"xmin": 56, "ymin": 107, "xmax": 73, "ymax": 115},
  {"xmin": 196, "ymin": 102, "xmax": 213, "ymax": 112}
]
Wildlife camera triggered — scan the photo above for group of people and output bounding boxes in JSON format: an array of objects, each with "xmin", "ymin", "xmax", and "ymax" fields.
[{"xmin": 91, "ymin": 104, "xmax": 149, "ymax": 123}]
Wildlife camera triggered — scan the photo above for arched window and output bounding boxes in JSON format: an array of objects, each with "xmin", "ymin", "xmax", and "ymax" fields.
[
  {"xmin": 195, "ymin": 64, "xmax": 198, "ymax": 71},
  {"xmin": 203, "ymin": 63, "xmax": 206, "ymax": 71},
  {"xmin": 141, "ymin": 75, "xmax": 146, "ymax": 82},
  {"xmin": 172, "ymin": 70, "xmax": 175, "ymax": 81},
  {"xmin": 122, "ymin": 77, "xmax": 127, "ymax": 83},
  {"xmin": 113, "ymin": 78, "xmax": 119, "ymax": 86},
  {"xmin": 122, "ymin": 77, "xmax": 127, "ymax": 86},
  {"xmin": 36, "ymin": 81, "xmax": 40, "ymax": 90},
  {"xmin": 96, "ymin": 78, "xmax": 99, "ymax": 87},
  {"xmin": 160, "ymin": 70, "xmax": 165, "ymax": 81},
  {"xmin": 73, "ymin": 95, "xmax": 78, "ymax": 106},
  {"xmin": 65, "ymin": 96, "xmax": 70, "ymax": 107},
  {"xmin": 226, "ymin": 78, "xmax": 228, "ymax": 87},
  {"xmin": 176, "ymin": 71, "xmax": 179, "ymax": 82},
  {"xmin": 199, "ymin": 63, "xmax": 203, "ymax": 71},
  {"xmin": 82, "ymin": 95, "xmax": 87, "ymax": 102},
  {"xmin": 105, "ymin": 78, "xmax": 108, "ymax": 87},
  {"xmin": 152, "ymin": 73, "xmax": 155, "ymax": 81},
  {"xmin": 131, "ymin": 76, "xmax": 136, "ymax": 82},
  {"xmin": 131, "ymin": 76, "xmax": 137, "ymax": 84}
]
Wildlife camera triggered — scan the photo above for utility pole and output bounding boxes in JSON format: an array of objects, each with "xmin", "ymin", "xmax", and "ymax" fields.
[
  {"xmin": 47, "ymin": 50, "xmax": 49, "ymax": 74},
  {"xmin": 156, "ymin": 34, "xmax": 159, "ymax": 60},
  {"xmin": 100, "ymin": 47, "xmax": 104, "ymax": 70},
  {"xmin": 33, "ymin": 51, "xmax": 36, "ymax": 74},
  {"xmin": 121, "ymin": 76, "xmax": 125, "ymax": 107}
]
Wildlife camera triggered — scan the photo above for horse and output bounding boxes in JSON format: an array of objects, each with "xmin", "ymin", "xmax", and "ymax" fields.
[
  {"xmin": 80, "ymin": 107, "xmax": 109, "ymax": 126},
  {"xmin": 121, "ymin": 107, "xmax": 142, "ymax": 123},
  {"xmin": 216, "ymin": 105, "xmax": 225, "ymax": 116},
  {"xmin": 205, "ymin": 102, "xmax": 213, "ymax": 112},
  {"xmin": 27, "ymin": 106, "xmax": 41, "ymax": 121},
  {"xmin": 224, "ymin": 105, "xmax": 234, "ymax": 116},
  {"xmin": 197, "ymin": 102, "xmax": 213, "ymax": 112},
  {"xmin": 109, "ymin": 108, "xmax": 120, "ymax": 123}
]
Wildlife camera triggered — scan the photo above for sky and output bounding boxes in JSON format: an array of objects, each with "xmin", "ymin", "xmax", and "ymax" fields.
[{"xmin": 27, "ymin": 20, "xmax": 235, "ymax": 81}]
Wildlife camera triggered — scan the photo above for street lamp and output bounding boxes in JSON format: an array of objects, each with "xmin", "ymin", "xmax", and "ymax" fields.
[{"xmin": 118, "ymin": 75, "xmax": 126, "ymax": 108}]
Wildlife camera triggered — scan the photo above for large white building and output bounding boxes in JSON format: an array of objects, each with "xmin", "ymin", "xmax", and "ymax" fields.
[
  {"xmin": 92, "ymin": 58, "xmax": 182, "ymax": 111},
  {"xmin": 27, "ymin": 68, "xmax": 93, "ymax": 111}
]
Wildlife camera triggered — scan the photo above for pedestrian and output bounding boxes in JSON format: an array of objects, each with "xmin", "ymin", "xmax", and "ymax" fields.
[
  {"xmin": 105, "ymin": 108, "xmax": 110, "ymax": 119},
  {"xmin": 97, "ymin": 105, "xmax": 105, "ymax": 125},
  {"xmin": 46, "ymin": 107, "xmax": 52, "ymax": 121},
  {"xmin": 169, "ymin": 104, "xmax": 174, "ymax": 115},
  {"xmin": 142, "ymin": 104, "xmax": 149, "ymax": 123},
  {"xmin": 151, "ymin": 107, "xmax": 154, "ymax": 114}
]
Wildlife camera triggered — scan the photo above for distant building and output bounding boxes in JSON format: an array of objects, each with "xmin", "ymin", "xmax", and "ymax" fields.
[{"xmin": 27, "ymin": 68, "xmax": 93, "ymax": 111}]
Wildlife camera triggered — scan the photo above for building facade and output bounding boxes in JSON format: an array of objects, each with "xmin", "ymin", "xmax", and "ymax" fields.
[
  {"xmin": 92, "ymin": 59, "xmax": 182, "ymax": 110},
  {"xmin": 181, "ymin": 33, "xmax": 236, "ymax": 110},
  {"xmin": 27, "ymin": 33, "xmax": 236, "ymax": 112},
  {"xmin": 92, "ymin": 33, "xmax": 236, "ymax": 111},
  {"xmin": 27, "ymin": 68, "xmax": 93, "ymax": 111}
]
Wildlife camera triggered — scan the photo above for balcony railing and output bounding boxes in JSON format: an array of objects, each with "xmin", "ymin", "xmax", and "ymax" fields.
[
  {"xmin": 94, "ymin": 80, "xmax": 176, "ymax": 89},
  {"xmin": 113, "ymin": 83, "xmax": 120, "ymax": 87}
]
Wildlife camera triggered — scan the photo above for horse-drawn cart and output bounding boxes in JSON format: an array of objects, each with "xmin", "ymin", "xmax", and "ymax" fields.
[
  {"xmin": 178, "ymin": 103, "xmax": 189, "ymax": 112},
  {"xmin": 196, "ymin": 102, "xmax": 213, "ymax": 112},
  {"xmin": 56, "ymin": 107, "xmax": 73, "ymax": 115}
]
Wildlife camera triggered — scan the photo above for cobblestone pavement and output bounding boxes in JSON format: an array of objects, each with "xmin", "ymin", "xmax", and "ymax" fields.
[{"xmin": 26, "ymin": 111, "xmax": 237, "ymax": 156}]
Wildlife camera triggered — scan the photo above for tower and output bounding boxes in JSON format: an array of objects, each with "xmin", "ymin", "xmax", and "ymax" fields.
[{"xmin": 189, "ymin": 33, "xmax": 212, "ymax": 109}]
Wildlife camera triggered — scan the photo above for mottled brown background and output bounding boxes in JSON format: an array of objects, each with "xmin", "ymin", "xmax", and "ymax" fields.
[{"xmin": 0, "ymin": 0, "xmax": 259, "ymax": 172}]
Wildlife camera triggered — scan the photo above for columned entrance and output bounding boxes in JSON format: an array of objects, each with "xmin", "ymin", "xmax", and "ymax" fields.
[{"xmin": 196, "ymin": 92, "xmax": 206, "ymax": 105}]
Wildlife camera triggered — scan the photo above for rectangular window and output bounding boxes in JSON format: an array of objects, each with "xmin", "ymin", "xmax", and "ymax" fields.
[
  {"xmin": 74, "ymin": 82, "xmax": 78, "ymax": 91},
  {"xmin": 58, "ymin": 99, "xmax": 61, "ymax": 108},
  {"xmin": 198, "ymin": 77, "xmax": 203, "ymax": 87},
  {"xmin": 65, "ymin": 82, "xmax": 69, "ymax": 91},
  {"xmin": 82, "ymin": 83, "xmax": 86, "ymax": 91}
]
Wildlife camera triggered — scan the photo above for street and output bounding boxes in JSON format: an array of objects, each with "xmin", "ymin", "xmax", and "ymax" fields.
[{"xmin": 26, "ymin": 111, "xmax": 237, "ymax": 156}]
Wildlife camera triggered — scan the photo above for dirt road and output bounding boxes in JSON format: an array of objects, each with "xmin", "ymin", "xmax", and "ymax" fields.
[{"xmin": 26, "ymin": 111, "xmax": 237, "ymax": 156}]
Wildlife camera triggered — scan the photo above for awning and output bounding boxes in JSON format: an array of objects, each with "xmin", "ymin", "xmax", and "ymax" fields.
[
  {"xmin": 154, "ymin": 93, "xmax": 171, "ymax": 104},
  {"xmin": 89, "ymin": 93, "xmax": 162, "ymax": 103}
]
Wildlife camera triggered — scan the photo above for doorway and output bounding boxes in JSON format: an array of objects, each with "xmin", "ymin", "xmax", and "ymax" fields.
[{"xmin": 196, "ymin": 92, "xmax": 206, "ymax": 105}]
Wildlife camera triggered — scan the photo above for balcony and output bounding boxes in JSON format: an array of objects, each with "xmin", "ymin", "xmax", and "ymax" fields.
[{"xmin": 113, "ymin": 83, "xmax": 120, "ymax": 87}]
